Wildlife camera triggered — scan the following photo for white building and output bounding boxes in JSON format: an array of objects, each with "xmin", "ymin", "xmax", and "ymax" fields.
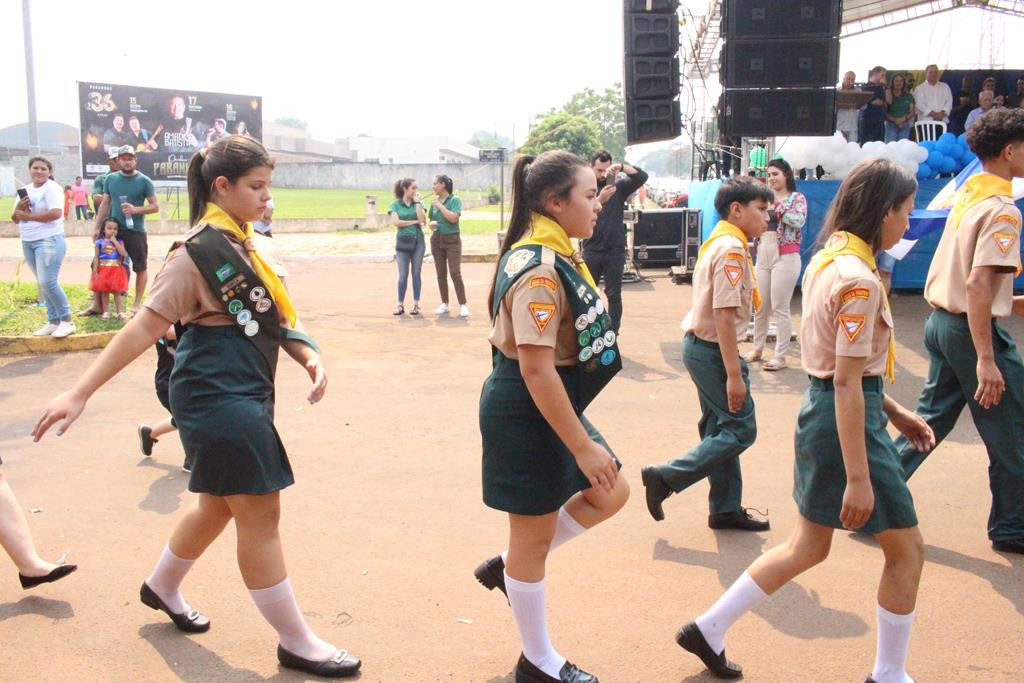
[{"xmin": 339, "ymin": 135, "xmax": 480, "ymax": 164}]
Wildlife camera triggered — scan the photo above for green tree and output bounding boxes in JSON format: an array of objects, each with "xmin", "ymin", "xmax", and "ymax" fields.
[
  {"xmin": 468, "ymin": 130, "xmax": 511, "ymax": 150},
  {"xmin": 541, "ymin": 84, "xmax": 626, "ymax": 160},
  {"xmin": 273, "ymin": 117, "xmax": 308, "ymax": 130},
  {"xmin": 519, "ymin": 113, "xmax": 602, "ymax": 159}
]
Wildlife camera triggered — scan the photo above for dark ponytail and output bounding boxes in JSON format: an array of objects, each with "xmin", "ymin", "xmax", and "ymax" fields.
[
  {"xmin": 187, "ymin": 135, "xmax": 274, "ymax": 226},
  {"xmin": 817, "ymin": 158, "xmax": 917, "ymax": 253},
  {"xmin": 393, "ymin": 178, "xmax": 415, "ymax": 199},
  {"xmin": 487, "ymin": 150, "xmax": 587, "ymax": 317}
]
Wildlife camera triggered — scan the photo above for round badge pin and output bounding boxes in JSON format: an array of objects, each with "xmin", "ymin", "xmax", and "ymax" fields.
[
  {"xmin": 587, "ymin": 307, "xmax": 597, "ymax": 323},
  {"xmin": 578, "ymin": 330, "xmax": 591, "ymax": 347},
  {"xmin": 601, "ymin": 349, "xmax": 617, "ymax": 366},
  {"xmin": 244, "ymin": 320, "xmax": 259, "ymax": 337},
  {"xmin": 255, "ymin": 298, "xmax": 272, "ymax": 314},
  {"xmin": 589, "ymin": 323, "xmax": 602, "ymax": 339},
  {"xmin": 575, "ymin": 315, "xmax": 589, "ymax": 331},
  {"xmin": 579, "ymin": 347, "xmax": 594, "ymax": 362},
  {"xmin": 250, "ymin": 287, "xmax": 266, "ymax": 302},
  {"xmin": 585, "ymin": 358, "xmax": 599, "ymax": 373},
  {"xmin": 604, "ymin": 330, "xmax": 616, "ymax": 346},
  {"xmin": 228, "ymin": 299, "xmax": 243, "ymax": 315},
  {"xmin": 592, "ymin": 338, "xmax": 605, "ymax": 354},
  {"xmin": 237, "ymin": 309, "xmax": 252, "ymax": 325},
  {"xmin": 595, "ymin": 300, "xmax": 605, "ymax": 314}
]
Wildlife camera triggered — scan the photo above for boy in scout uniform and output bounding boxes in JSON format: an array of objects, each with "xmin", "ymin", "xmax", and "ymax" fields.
[
  {"xmin": 641, "ymin": 177, "xmax": 773, "ymax": 530},
  {"xmin": 896, "ymin": 108, "xmax": 1024, "ymax": 554}
]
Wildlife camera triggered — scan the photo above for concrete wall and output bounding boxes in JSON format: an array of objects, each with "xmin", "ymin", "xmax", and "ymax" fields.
[
  {"xmin": 8, "ymin": 153, "xmax": 83, "ymax": 187},
  {"xmin": 271, "ymin": 161, "xmax": 507, "ymax": 190}
]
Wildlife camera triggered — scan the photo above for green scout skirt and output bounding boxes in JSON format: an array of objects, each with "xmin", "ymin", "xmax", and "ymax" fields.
[
  {"xmin": 793, "ymin": 376, "xmax": 917, "ymax": 533},
  {"xmin": 170, "ymin": 324, "xmax": 294, "ymax": 496},
  {"xmin": 480, "ymin": 353, "xmax": 621, "ymax": 516}
]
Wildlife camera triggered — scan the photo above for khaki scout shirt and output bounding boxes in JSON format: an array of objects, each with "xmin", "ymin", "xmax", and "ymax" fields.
[
  {"xmin": 681, "ymin": 234, "xmax": 754, "ymax": 343},
  {"xmin": 489, "ymin": 250, "xmax": 586, "ymax": 366},
  {"xmin": 801, "ymin": 255, "xmax": 893, "ymax": 379},
  {"xmin": 144, "ymin": 225, "xmax": 289, "ymax": 327},
  {"xmin": 924, "ymin": 194, "xmax": 1022, "ymax": 318}
]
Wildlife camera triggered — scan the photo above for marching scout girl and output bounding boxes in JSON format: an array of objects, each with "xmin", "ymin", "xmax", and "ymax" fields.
[
  {"xmin": 676, "ymin": 159, "xmax": 935, "ymax": 682},
  {"xmin": 640, "ymin": 176, "xmax": 773, "ymax": 530},
  {"xmin": 32, "ymin": 136, "xmax": 361, "ymax": 678},
  {"xmin": 894, "ymin": 107, "xmax": 1024, "ymax": 555},
  {"xmin": 475, "ymin": 151, "xmax": 629, "ymax": 683}
]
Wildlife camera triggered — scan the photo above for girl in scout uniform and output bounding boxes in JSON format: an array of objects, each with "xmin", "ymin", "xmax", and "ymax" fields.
[
  {"xmin": 675, "ymin": 159, "xmax": 935, "ymax": 682},
  {"xmin": 32, "ymin": 136, "xmax": 361, "ymax": 678},
  {"xmin": 475, "ymin": 151, "xmax": 628, "ymax": 683}
]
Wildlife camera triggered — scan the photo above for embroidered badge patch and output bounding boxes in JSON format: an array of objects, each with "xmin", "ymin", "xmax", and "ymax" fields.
[
  {"xmin": 529, "ymin": 276, "xmax": 557, "ymax": 292},
  {"xmin": 840, "ymin": 288, "xmax": 871, "ymax": 305},
  {"xmin": 504, "ymin": 250, "xmax": 534, "ymax": 277},
  {"xmin": 724, "ymin": 252, "xmax": 745, "ymax": 262},
  {"xmin": 838, "ymin": 313, "xmax": 867, "ymax": 342},
  {"xmin": 993, "ymin": 232, "xmax": 1017, "ymax": 254},
  {"xmin": 528, "ymin": 302, "xmax": 556, "ymax": 333},
  {"xmin": 995, "ymin": 213, "xmax": 1021, "ymax": 229},
  {"xmin": 215, "ymin": 262, "xmax": 236, "ymax": 283},
  {"xmin": 723, "ymin": 264, "xmax": 743, "ymax": 286}
]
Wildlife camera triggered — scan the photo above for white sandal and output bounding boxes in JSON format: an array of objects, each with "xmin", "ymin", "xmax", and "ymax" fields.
[
  {"xmin": 742, "ymin": 351, "xmax": 763, "ymax": 363},
  {"xmin": 764, "ymin": 357, "xmax": 788, "ymax": 371}
]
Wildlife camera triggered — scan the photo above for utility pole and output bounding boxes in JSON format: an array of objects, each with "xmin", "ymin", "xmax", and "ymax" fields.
[{"xmin": 22, "ymin": 0, "xmax": 39, "ymax": 154}]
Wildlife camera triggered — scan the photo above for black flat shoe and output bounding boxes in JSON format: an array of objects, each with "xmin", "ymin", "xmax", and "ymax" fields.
[
  {"xmin": 515, "ymin": 653, "xmax": 597, "ymax": 682},
  {"xmin": 676, "ymin": 622, "xmax": 743, "ymax": 679},
  {"xmin": 139, "ymin": 581, "xmax": 210, "ymax": 633},
  {"xmin": 865, "ymin": 677, "xmax": 877, "ymax": 683},
  {"xmin": 19, "ymin": 564, "xmax": 77, "ymax": 589},
  {"xmin": 277, "ymin": 644, "xmax": 361, "ymax": 678},
  {"xmin": 708, "ymin": 509, "xmax": 770, "ymax": 532},
  {"xmin": 641, "ymin": 465, "xmax": 672, "ymax": 522},
  {"xmin": 474, "ymin": 555, "xmax": 508, "ymax": 601},
  {"xmin": 992, "ymin": 538, "xmax": 1024, "ymax": 554},
  {"xmin": 138, "ymin": 424, "xmax": 155, "ymax": 456}
]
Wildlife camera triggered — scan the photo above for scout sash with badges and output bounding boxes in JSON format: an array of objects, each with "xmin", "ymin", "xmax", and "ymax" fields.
[
  {"xmin": 809, "ymin": 231, "xmax": 896, "ymax": 384},
  {"xmin": 491, "ymin": 214, "xmax": 621, "ymax": 411},
  {"xmin": 696, "ymin": 220, "xmax": 762, "ymax": 312},
  {"xmin": 942, "ymin": 173, "xmax": 1022, "ymax": 277}
]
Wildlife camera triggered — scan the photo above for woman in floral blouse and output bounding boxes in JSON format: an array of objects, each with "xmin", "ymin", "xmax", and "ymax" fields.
[{"xmin": 745, "ymin": 159, "xmax": 807, "ymax": 370}]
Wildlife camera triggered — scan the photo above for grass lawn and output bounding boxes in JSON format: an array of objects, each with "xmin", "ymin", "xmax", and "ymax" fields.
[{"xmin": 0, "ymin": 281, "xmax": 128, "ymax": 336}]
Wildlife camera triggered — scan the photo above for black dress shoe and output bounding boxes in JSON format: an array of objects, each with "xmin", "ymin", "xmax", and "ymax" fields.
[
  {"xmin": 139, "ymin": 581, "xmax": 210, "ymax": 633},
  {"xmin": 19, "ymin": 564, "xmax": 77, "ymax": 589},
  {"xmin": 474, "ymin": 554, "xmax": 508, "ymax": 600},
  {"xmin": 992, "ymin": 538, "xmax": 1024, "ymax": 554},
  {"xmin": 277, "ymin": 644, "xmax": 361, "ymax": 678},
  {"xmin": 138, "ymin": 424, "xmax": 155, "ymax": 456},
  {"xmin": 515, "ymin": 653, "xmax": 597, "ymax": 682},
  {"xmin": 641, "ymin": 465, "xmax": 672, "ymax": 522},
  {"xmin": 676, "ymin": 622, "xmax": 743, "ymax": 679},
  {"xmin": 865, "ymin": 677, "xmax": 877, "ymax": 683},
  {"xmin": 708, "ymin": 509, "xmax": 770, "ymax": 532}
]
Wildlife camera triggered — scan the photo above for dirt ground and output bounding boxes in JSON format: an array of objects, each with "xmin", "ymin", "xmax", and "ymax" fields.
[{"xmin": 0, "ymin": 257, "xmax": 1021, "ymax": 682}]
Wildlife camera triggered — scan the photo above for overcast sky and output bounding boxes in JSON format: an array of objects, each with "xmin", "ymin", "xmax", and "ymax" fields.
[{"xmin": 3, "ymin": 1, "xmax": 1023, "ymax": 149}]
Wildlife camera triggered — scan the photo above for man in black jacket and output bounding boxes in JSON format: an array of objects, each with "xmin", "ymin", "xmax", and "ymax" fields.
[{"xmin": 582, "ymin": 150, "xmax": 648, "ymax": 333}]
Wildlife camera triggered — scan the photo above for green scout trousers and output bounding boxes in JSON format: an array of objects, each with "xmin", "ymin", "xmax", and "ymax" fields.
[
  {"xmin": 896, "ymin": 308, "xmax": 1024, "ymax": 542},
  {"xmin": 653, "ymin": 333, "xmax": 756, "ymax": 514}
]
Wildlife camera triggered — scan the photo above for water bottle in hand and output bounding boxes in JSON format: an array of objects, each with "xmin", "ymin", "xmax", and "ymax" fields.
[{"xmin": 120, "ymin": 195, "xmax": 133, "ymax": 228}]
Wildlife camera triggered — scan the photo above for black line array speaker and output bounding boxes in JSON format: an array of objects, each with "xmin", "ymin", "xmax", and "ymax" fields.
[
  {"xmin": 723, "ymin": 37, "xmax": 840, "ymax": 89},
  {"xmin": 722, "ymin": 0, "xmax": 841, "ymax": 39},
  {"xmin": 623, "ymin": 0, "xmax": 681, "ymax": 144},
  {"xmin": 626, "ymin": 57, "xmax": 681, "ymax": 99},
  {"xmin": 721, "ymin": 89, "xmax": 837, "ymax": 137}
]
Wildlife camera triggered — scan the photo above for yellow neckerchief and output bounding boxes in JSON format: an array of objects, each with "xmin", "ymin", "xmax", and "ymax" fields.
[
  {"xmin": 945, "ymin": 173, "xmax": 1022, "ymax": 276},
  {"xmin": 810, "ymin": 231, "xmax": 896, "ymax": 383},
  {"xmin": 512, "ymin": 213, "xmax": 596, "ymax": 289},
  {"xmin": 696, "ymin": 220, "xmax": 762, "ymax": 312},
  {"xmin": 199, "ymin": 202, "xmax": 297, "ymax": 327}
]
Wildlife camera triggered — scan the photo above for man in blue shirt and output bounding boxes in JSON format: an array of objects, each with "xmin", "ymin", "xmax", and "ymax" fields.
[
  {"xmin": 859, "ymin": 66, "xmax": 888, "ymax": 143},
  {"xmin": 95, "ymin": 146, "xmax": 160, "ymax": 315}
]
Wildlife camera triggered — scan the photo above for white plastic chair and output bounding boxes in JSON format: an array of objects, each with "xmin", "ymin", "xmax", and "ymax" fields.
[{"xmin": 914, "ymin": 120, "xmax": 947, "ymax": 142}]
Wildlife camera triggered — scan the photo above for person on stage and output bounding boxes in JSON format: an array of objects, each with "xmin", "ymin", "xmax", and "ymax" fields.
[
  {"xmin": 895, "ymin": 107, "xmax": 1024, "ymax": 555},
  {"xmin": 641, "ymin": 177, "xmax": 773, "ymax": 530},
  {"xmin": 32, "ymin": 135, "xmax": 361, "ymax": 678},
  {"xmin": 581, "ymin": 149, "xmax": 647, "ymax": 333},
  {"xmin": 475, "ymin": 151, "xmax": 628, "ymax": 683},
  {"xmin": 676, "ymin": 159, "xmax": 933, "ymax": 682}
]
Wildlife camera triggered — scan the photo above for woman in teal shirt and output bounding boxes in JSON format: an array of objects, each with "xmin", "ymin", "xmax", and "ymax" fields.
[
  {"xmin": 428, "ymin": 174, "xmax": 469, "ymax": 317},
  {"xmin": 388, "ymin": 178, "xmax": 426, "ymax": 315},
  {"xmin": 885, "ymin": 73, "xmax": 916, "ymax": 142}
]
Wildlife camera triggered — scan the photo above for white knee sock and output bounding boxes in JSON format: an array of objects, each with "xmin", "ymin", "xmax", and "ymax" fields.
[
  {"xmin": 505, "ymin": 573, "xmax": 566, "ymax": 678},
  {"xmin": 145, "ymin": 544, "xmax": 195, "ymax": 614},
  {"xmin": 249, "ymin": 577, "xmax": 336, "ymax": 661},
  {"xmin": 871, "ymin": 604, "xmax": 916, "ymax": 683},
  {"xmin": 694, "ymin": 571, "xmax": 768, "ymax": 655},
  {"xmin": 501, "ymin": 507, "xmax": 587, "ymax": 563}
]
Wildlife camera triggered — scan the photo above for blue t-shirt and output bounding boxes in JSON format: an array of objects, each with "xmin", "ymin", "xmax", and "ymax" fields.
[
  {"xmin": 104, "ymin": 171, "xmax": 156, "ymax": 233},
  {"xmin": 861, "ymin": 83, "xmax": 887, "ymax": 122}
]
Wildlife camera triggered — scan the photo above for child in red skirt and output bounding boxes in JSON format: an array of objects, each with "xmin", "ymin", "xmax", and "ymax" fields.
[{"xmin": 91, "ymin": 219, "xmax": 129, "ymax": 320}]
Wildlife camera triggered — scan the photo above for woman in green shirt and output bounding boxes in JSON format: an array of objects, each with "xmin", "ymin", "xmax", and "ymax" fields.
[
  {"xmin": 428, "ymin": 174, "xmax": 469, "ymax": 317},
  {"xmin": 885, "ymin": 73, "xmax": 916, "ymax": 142},
  {"xmin": 388, "ymin": 178, "xmax": 426, "ymax": 315}
]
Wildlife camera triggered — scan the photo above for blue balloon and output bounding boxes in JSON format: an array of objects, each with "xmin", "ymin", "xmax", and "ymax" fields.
[
  {"xmin": 920, "ymin": 140, "xmax": 936, "ymax": 152},
  {"xmin": 936, "ymin": 138, "xmax": 954, "ymax": 155},
  {"xmin": 949, "ymin": 144, "xmax": 967, "ymax": 161},
  {"xmin": 928, "ymin": 151, "xmax": 944, "ymax": 167},
  {"xmin": 917, "ymin": 163, "xmax": 933, "ymax": 179},
  {"xmin": 940, "ymin": 156, "xmax": 957, "ymax": 173},
  {"xmin": 957, "ymin": 132, "xmax": 968, "ymax": 145},
  {"xmin": 938, "ymin": 132, "xmax": 957, "ymax": 145}
]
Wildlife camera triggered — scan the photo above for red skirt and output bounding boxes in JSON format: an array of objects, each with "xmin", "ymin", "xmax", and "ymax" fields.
[{"xmin": 91, "ymin": 263, "xmax": 129, "ymax": 293}]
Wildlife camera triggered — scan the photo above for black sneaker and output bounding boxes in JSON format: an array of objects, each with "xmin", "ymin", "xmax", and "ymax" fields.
[{"xmin": 138, "ymin": 424, "xmax": 156, "ymax": 456}]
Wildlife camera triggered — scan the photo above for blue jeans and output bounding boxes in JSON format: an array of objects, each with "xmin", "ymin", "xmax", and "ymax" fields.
[
  {"xmin": 22, "ymin": 233, "xmax": 71, "ymax": 323},
  {"xmin": 396, "ymin": 235, "xmax": 425, "ymax": 302},
  {"xmin": 74, "ymin": 205, "xmax": 89, "ymax": 220},
  {"xmin": 884, "ymin": 121, "xmax": 911, "ymax": 142}
]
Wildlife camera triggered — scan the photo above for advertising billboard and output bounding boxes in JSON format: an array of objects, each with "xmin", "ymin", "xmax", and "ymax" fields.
[{"xmin": 78, "ymin": 81, "xmax": 262, "ymax": 182}]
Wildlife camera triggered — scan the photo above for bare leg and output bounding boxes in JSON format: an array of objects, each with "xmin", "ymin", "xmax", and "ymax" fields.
[
  {"xmin": 746, "ymin": 513, "xmax": 834, "ymax": 594},
  {"xmin": 150, "ymin": 416, "xmax": 177, "ymax": 440},
  {"xmin": 874, "ymin": 526, "xmax": 924, "ymax": 615},
  {"xmin": 563, "ymin": 473, "xmax": 630, "ymax": 530},
  {"xmin": 133, "ymin": 270, "xmax": 148, "ymax": 314},
  {"xmin": 0, "ymin": 473, "xmax": 58, "ymax": 576},
  {"xmin": 167, "ymin": 493, "xmax": 233, "ymax": 560},
  {"xmin": 98, "ymin": 292, "xmax": 108, "ymax": 315},
  {"xmin": 506, "ymin": 511, "xmax": 558, "ymax": 582},
  {"xmin": 113, "ymin": 292, "xmax": 122, "ymax": 316}
]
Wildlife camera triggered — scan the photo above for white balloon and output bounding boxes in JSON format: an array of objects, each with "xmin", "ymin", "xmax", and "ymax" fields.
[{"xmin": 912, "ymin": 146, "xmax": 929, "ymax": 163}]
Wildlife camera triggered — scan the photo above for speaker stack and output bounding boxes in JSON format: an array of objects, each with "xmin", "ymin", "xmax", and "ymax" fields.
[{"xmin": 720, "ymin": 1, "xmax": 842, "ymax": 137}]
